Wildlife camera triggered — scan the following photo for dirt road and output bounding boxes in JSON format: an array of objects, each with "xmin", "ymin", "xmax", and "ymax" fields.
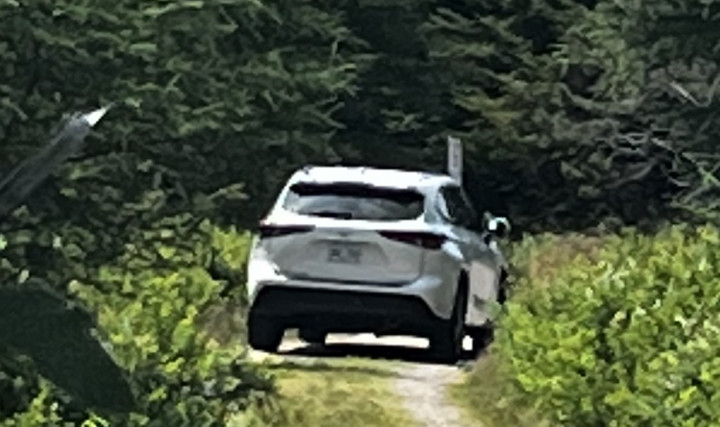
[{"xmin": 249, "ymin": 333, "xmax": 481, "ymax": 427}]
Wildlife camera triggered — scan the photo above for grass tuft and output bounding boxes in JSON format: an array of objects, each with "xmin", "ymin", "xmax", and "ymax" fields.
[{"xmin": 234, "ymin": 357, "xmax": 413, "ymax": 427}]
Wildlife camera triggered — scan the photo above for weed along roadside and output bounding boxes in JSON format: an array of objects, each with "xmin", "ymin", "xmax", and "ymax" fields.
[
  {"xmin": 266, "ymin": 358, "xmax": 413, "ymax": 427},
  {"xmin": 235, "ymin": 343, "xmax": 414, "ymax": 427},
  {"xmin": 452, "ymin": 227, "xmax": 720, "ymax": 426}
]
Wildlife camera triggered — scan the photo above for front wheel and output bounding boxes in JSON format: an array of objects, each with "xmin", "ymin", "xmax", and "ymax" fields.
[
  {"xmin": 429, "ymin": 288, "xmax": 467, "ymax": 364},
  {"xmin": 247, "ymin": 314, "xmax": 284, "ymax": 352}
]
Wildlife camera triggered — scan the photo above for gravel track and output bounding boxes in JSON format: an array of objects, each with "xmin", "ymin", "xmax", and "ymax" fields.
[{"xmin": 249, "ymin": 333, "xmax": 481, "ymax": 427}]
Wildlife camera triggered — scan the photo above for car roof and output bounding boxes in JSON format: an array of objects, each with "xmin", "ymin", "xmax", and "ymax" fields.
[{"xmin": 288, "ymin": 165, "xmax": 457, "ymax": 192}]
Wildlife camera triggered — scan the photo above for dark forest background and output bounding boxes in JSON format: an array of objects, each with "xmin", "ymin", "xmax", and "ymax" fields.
[{"xmin": 2, "ymin": 0, "xmax": 720, "ymax": 425}]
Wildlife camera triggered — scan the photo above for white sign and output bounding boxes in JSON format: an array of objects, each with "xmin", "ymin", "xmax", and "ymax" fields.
[{"xmin": 447, "ymin": 136, "xmax": 463, "ymax": 184}]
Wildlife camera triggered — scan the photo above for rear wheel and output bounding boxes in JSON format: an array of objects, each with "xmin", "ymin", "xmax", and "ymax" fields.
[
  {"xmin": 469, "ymin": 325, "xmax": 494, "ymax": 355},
  {"xmin": 429, "ymin": 287, "xmax": 467, "ymax": 364},
  {"xmin": 299, "ymin": 328, "xmax": 327, "ymax": 346},
  {"xmin": 247, "ymin": 314, "xmax": 283, "ymax": 352},
  {"xmin": 470, "ymin": 269, "xmax": 505, "ymax": 354}
]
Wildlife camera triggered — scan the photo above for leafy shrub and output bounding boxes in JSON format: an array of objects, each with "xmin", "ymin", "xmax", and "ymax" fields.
[
  {"xmin": 68, "ymin": 222, "xmax": 269, "ymax": 426},
  {"xmin": 0, "ymin": 221, "xmax": 270, "ymax": 426},
  {"xmin": 195, "ymin": 226, "xmax": 254, "ymax": 347},
  {"xmin": 498, "ymin": 225, "xmax": 720, "ymax": 425},
  {"xmin": 455, "ymin": 232, "xmax": 608, "ymax": 427},
  {"xmin": 451, "ymin": 351, "xmax": 548, "ymax": 427},
  {"xmin": 507, "ymin": 232, "xmax": 606, "ymax": 288},
  {"xmin": 1, "ymin": 385, "xmax": 61, "ymax": 427}
]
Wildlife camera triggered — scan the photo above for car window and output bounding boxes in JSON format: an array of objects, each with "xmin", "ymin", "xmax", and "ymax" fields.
[
  {"xmin": 439, "ymin": 186, "xmax": 475, "ymax": 227},
  {"xmin": 459, "ymin": 188, "xmax": 479, "ymax": 227},
  {"xmin": 282, "ymin": 182, "xmax": 425, "ymax": 221}
]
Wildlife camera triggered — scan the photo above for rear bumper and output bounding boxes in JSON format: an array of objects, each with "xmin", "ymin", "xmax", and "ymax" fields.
[
  {"xmin": 247, "ymin": 268, "xmax": 456, "ymax": 319},
  {"xmin": 248, "ymin": 286, "xmax": 441, "ymax": 335}
]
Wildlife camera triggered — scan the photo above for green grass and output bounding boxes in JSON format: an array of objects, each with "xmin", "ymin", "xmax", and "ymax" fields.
[
  {"xmin": 449, "ymin": 351, "xmax": 548, "ymax": 427},
  {"xmin": 235, "ymin": 356, "xmax": 413, "ymax": 427},
  {"xmin": 509, "ymin": 232, "xmax": 605, "ymax": 288}
]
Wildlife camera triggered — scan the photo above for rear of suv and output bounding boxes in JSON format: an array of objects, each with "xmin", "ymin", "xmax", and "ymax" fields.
[{"xmin": 245, "ymin": 165, "xmax": 509, "ymax": 362}]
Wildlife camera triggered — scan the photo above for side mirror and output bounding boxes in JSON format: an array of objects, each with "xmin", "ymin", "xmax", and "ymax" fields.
[{"xmin": 485, "ymin": 214, "xmax": 511, "ymax": 239}]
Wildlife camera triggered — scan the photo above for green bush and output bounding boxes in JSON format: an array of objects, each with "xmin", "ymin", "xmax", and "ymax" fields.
[
  {"xmin": 507, "ymin": 232, "xmax": 606, "ymax": 288},
  {"xmin": 0, "ymin": 0, "xmax": 358, "ymax": 422},
  {"xmin": 0, "ymin": 222, "xmax": 268, "ymax": 426},
  {"xmin": 69, "ymin": 222, "xmax": 268, "ymax": 426},
  {"xmin": 454, "ymin": 232, "xmax": 608, "ymax": 427},
  {"xmin": 450, "ymin": 351, "xmax": 549, "ymax": 427},
  {"xmin": 498, "ymin": 225, "xmax": 720, "ymax": 425}
]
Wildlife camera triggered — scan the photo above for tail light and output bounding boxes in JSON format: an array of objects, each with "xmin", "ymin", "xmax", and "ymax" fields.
[
  {"xmin": 379, "ymin": 231, "xmax": 446, "ymax": 250},
  {"xmin": 258, "ymin": 224, "xmax": 314, "ymax": 239}
]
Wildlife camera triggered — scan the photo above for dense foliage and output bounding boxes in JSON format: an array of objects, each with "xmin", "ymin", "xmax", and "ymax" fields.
[
  {"xmin": 496, "ymin": 226, "xmax": 720, "ymax": 425},
  {"xmin": 2, "ymin": 0, "xmax": 720, "ymax": 424},
  {"xmin": 0, "ymin": 0, "xmax": 356, "ymax": 423},
  {"xmin": 447, "ymin": 3, "xmax": 720, "ymax": 426}
]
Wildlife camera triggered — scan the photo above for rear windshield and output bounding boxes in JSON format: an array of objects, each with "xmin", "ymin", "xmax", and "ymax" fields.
[{"xmin": 282, "ymin": 182, "xmax": 425, "ymax": 221}]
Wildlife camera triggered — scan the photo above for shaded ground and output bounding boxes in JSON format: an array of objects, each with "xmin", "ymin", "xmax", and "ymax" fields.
[{"xmin": 249, "ymin": 333, "xmax": 482, "ymax": 427}]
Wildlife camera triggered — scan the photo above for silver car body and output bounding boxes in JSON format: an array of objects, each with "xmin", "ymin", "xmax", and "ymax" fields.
[{"xmin": 246, "ymin": 165, "xmax": 507, "ymax": 338}]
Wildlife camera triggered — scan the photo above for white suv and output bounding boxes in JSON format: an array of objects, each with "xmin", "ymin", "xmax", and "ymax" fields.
[{"xmin": 245, "ymin": 166, "xmax": 510, "ymax": 362}]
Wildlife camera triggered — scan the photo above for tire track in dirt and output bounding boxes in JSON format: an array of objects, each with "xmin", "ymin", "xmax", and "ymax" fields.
[
  {"xmin": 249, "ymin": 333, "xmax": 481, "ymax": 427},
  {"xmin": 386, "ymin": 335, "xmax": 481, "ymax": 427},
  {"xmin": 394, "ymin": 362, "xmax": 473, "ymax": 427}
]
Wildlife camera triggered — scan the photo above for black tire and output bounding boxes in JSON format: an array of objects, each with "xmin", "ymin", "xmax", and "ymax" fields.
[
  {"xmin": 247, "ymin": 314, "xmax": 283, "ymax": 352},
  {"xmin": 299, "ymin": 328, "xmax": 326, "ymax": 346},
  {"xmin": 429, "ymin": 287, "xmax": 467, "ymax": 364},
  {"xmin": 469, "ymin": 324, "xmax": 494, "ymax": 356},
  {"xmin": 498, "ymin": 287, "xmax": 507, "ymax": 305}
]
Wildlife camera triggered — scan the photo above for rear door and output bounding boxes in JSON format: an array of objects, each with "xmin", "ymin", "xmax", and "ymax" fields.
[
  {"xmin": 259, "ymin": 182, "xmax": 435, "ymax": 285},
  {"xmin": 438, "ymin": 185, "xmax": 501, "ymax": 324},
  {"xmin": 437, "ymin": 185, "xmax": 478, "ymax": 259}
]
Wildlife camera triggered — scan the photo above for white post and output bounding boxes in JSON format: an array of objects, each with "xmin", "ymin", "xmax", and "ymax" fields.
[{"xmin": 447, "ymin": 136, "xmax": 463, "ymax": 185}]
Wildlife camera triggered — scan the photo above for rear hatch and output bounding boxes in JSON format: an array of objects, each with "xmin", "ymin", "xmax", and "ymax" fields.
[{"xmin": 257, "ymin": 182, "xmax": 443, "ymax": 285}]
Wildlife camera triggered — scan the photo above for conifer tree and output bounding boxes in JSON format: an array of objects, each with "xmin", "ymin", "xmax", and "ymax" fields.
[
  {"xmin": 556, "ymin": 0, "xmax": 720, "ymax": 225},
  {"xmin": 331, "ymin": 0, "xmax": 449, "ymax": 170},
  {"xmin": 421, "ymin": 0, "xmax": 598, "ymax": 230},
  {"xmin": 331, "ymin": 1, "xmax": 599, "ymax": 230},
  {"xmin": 0, "ymin": 0, "xmax": 359, "ymax": 421}
]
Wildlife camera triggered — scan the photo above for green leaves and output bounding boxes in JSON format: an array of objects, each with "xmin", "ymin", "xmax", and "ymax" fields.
[
  {"xmin": 64, "ymin": 223, "xmax": 269, "ymax": 424},
  {"xmin": 0, "ymin": 286, "xmax": 135, "ymax": 414},
  {"xmin": 0, "ymin": 0, "xmax": 425, "ymax": 424},
  {"xmin": 498, "ymin": 226, "xmax": 720, "ymax": 425}
]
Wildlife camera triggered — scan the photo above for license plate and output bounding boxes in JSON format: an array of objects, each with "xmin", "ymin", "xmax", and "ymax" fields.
[{"xmin": 327, "ymin": 243, "xmax": 362, "ymax": 264}]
